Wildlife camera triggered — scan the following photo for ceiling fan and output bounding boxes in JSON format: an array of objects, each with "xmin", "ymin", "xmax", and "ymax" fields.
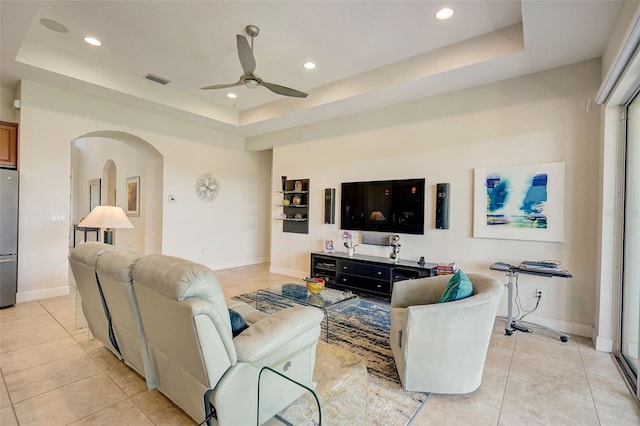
[{"xmin": 201, "ymin": 25, "xmax": 308, "ymax": 98}]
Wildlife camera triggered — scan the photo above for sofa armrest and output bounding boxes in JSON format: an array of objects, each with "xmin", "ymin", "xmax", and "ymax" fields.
[
  {"xmin": 234, "ymin": 306, "xmax": 323, "ymax": 364},
  {"xmin": 226, "ymin": 298, "xmax": 268, "ymax": 325},
  {"xmin": 391, "ymin": 275, "xmax": 450, "ymax": 308}
]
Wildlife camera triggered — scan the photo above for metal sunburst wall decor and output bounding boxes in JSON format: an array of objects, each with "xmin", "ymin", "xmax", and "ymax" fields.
[{"xmin": 195, "ymin": 173, "xmax": 220, "ymax": 201}]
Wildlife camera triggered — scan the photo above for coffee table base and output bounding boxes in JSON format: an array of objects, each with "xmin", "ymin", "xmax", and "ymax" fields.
[{"xmin": 256, "ymin": 283, "xmax": 358, "ymax": 342}]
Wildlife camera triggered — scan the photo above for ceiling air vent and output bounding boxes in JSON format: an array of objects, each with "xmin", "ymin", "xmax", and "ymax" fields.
[{"xmin": 145, "ymin": 74, "xmax": 170, "ymax": 85}]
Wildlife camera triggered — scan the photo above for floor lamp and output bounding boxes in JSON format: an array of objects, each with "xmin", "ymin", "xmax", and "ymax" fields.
[{"xmin": 78, "ymin": 206, "xmax": 133, "ymax": 244}]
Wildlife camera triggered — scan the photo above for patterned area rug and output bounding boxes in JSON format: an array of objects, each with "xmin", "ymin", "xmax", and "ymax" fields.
[{"xmin": 233, "ymin": 291, "xmax": 429, "ymax": 425}]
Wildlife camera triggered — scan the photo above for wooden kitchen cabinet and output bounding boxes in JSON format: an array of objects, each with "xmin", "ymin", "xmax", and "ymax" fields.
[{"xmin": 0, "ymin": 121, "xmax": 18, "ymax": 169}]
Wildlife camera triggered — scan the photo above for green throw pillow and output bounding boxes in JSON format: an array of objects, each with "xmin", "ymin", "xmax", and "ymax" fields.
[{"xmin": 439, "ymin": 270, "xmax": 473, "ymax": 303}]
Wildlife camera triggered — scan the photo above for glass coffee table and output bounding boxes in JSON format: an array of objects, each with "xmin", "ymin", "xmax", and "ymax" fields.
[{"xmin": 256, "ymin": 283, "xmax": 358, "ymax": 342}]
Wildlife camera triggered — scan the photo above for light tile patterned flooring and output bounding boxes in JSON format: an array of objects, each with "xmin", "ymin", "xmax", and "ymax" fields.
[{"xmin": 1, "ymin": 263, "xmax": 639, "ymax": 425}]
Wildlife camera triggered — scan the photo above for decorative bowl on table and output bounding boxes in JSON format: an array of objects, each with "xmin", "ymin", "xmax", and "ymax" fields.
[{"xmin": 306, "ymin": 277, "xmax": 325, "ymax": 294}]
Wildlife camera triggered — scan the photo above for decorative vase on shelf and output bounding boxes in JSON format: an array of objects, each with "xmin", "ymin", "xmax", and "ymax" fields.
[{"xmin": 348, "ymin": 247, "xmax": 354, "ymax": 257}]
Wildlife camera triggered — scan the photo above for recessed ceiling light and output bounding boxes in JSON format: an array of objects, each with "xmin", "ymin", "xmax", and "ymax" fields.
[
  {"xmin": 304, "ymin": 62, "xmax": 316, "ymax": 70},
  {"xmin": 435, "ymin": 7, "xmax": 454, "ymax": 20},
  {"xmin": 83, "ymin": 36, "xmax": 102, "ymax": 46},
  {"xmin": 227, "ymin": 92, "xmax": 237, "ymax": 99},
  {"xmin": 40, "ymin": 18, "xmax": 69, "ymax": 33}
]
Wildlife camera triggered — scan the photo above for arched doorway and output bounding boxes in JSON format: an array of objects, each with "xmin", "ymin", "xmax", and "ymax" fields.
[{"xmin": 70, "ymin": 131, "xmax": 163, "ymax": 253}]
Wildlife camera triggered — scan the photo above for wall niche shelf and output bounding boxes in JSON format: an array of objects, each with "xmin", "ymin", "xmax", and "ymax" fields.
[{"xmin": 275, "ymin": 178, "xmax": 309, "ymax": 234}]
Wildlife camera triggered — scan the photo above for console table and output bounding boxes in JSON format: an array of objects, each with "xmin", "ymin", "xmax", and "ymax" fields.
[
  {"xmin": 73, "ymin": 224, "xmax": 100, "ymax": 247},
  {"xmin": 310, "ymin": 252, "xmax": 437, "ymax": 298}
]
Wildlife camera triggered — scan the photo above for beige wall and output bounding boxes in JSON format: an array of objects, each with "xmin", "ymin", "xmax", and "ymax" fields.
[
  {"xmin": 266, "ymin": 60, "xmax": 602, "ymax": 338},
  {"xmin": 0, "ymin": 85, "xmax": 18, "ymax": 123}
]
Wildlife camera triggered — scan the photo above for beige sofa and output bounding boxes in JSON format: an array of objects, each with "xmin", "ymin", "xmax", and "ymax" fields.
[
  {"xmin": 69, "ymin": 243, "xmax": 323, "ymax": 425},
  {"xmin": 390, "ymin": 273, "xmax": 503, "ymax": 394}
]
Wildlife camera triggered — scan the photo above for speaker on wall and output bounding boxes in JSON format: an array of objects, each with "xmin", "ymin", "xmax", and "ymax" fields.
[
  {"xmin": 324, "ymin": 188, "xmax": 336, "ymax": 224},
  {"xmin": 435, "ymin": 183, "xmax": 450, "ymax": 229}
]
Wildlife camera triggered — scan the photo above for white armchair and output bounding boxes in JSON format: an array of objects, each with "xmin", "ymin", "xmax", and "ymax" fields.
[{"xmin": 390, "ymin": 273, "xmax": 503, "ymax": 394}]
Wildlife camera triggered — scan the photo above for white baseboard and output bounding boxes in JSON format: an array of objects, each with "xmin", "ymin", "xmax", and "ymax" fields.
[
  {"xmin": 590, "ymin": 327, "xmax": 614, "ymax": 352},
  {"xmin": 16, "ymin": 286, "xmax": 70, "ymax": 303},
  {"xmin": 528, "ymin": 316, "xmax": 593, "ymax": 338},
  {"xmin": 495, "ymin": 312, "xmax": 593, "ymax": 339},
  {"xmin": 269, "ymin": 265, "xmax": 307, "ymax": 279},
  {"xmin": 210, "ymin": 256, "xmax": 269, "ymax": 271},
  {"xmin": 594, "ymin": 334, "xmax": 614, "ymax": 353}
]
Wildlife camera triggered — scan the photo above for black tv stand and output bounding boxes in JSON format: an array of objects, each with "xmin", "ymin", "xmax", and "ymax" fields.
[
  {"xmin": 311, "ymin": 252, "xmax": 437, "ymax": 298},
  {"xmin": 490, "ymin": 262, "xmax": 572, "ymax": 342}
]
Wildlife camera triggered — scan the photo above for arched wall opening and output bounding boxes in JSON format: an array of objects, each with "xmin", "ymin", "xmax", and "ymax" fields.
[{"xmin": 70, "ymin": 130, "xmax": 163, "ymax": 253}]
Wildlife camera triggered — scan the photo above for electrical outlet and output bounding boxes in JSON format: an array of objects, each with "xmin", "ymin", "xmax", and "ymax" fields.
[{"xmin": 536, "ymin": 288, "xmax": 543, "ymax": 299}]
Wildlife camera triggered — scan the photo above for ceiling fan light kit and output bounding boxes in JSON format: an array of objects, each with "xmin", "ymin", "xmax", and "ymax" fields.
[
  {"xmin": 244, "ymin": 78, "xmax": 260, "ymax": 89},
  {"xmin": 201, "ymin": 25, "xmax": 308, "ymax": 98}
]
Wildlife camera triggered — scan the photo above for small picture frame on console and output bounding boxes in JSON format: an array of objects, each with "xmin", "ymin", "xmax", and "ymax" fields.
[{"xmin": 325, "ymin": 240, "xmax": 334, "ymax": 253}]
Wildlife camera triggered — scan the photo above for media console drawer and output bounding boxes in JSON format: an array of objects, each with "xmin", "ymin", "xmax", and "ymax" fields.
[
  {"xmin": 336, "ymin": 260, "xmax": 391, "ymax": 281},
  {"xmin": 311, "ymin": 252, "xmax": 437, "ymax": 298},
  {"xmin": 336, "ymin": 273, "xmax": 391, "ymax": 295}
]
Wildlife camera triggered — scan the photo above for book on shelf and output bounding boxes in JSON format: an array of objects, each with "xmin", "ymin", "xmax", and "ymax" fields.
[
  {"xmin": 490, "ymin": 262, "xmax": 512, "ymax": 271},
  {"xmin": 436, "ymin": 263, "xmax": 456, "ymax": 275}
]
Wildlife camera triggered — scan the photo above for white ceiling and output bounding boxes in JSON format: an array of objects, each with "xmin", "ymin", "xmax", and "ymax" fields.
[{"xmin": 0, "ymin": 1, "xmax": 622, "ymax": 139}]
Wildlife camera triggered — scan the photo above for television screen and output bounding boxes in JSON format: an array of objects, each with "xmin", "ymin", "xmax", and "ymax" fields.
[{"xmin": 341, "ymin": 178, "xmax": 425, "ymax": 235}]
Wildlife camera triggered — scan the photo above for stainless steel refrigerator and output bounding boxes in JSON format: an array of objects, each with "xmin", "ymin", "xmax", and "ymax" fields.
[{"xmin": 0, "ymin": 168, "xmax": 18, "ymax": 308}]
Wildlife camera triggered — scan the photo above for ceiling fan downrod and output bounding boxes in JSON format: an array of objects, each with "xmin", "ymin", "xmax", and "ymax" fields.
[{"xmin": 245, "ymin": 25, "xmax": 259, "ymax": 51}]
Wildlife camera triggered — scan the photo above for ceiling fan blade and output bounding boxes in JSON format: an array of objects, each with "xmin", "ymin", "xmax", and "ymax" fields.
[
  {"xmin": 236, "ymin": 34, "xmax": 256, "ymax": 74},
  {"xmin": 200, "ymin": 79, "xmax": 242, "ymax": 90},
  {"xmin": 261, "ymin": 81, "xmax": 308, "ymax": 98}
]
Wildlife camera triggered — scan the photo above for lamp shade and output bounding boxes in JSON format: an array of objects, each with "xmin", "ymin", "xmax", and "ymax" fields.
[{"xmin": 79, "ymin": 206, "xmax": 134, "ymax": 229}]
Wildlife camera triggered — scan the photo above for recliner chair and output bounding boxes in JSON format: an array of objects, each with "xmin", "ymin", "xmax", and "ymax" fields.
[
  {"xmin": 390, "ymin": 273, "xmax": 503, "ymax": 394},
  {"xmin": 96, "ymin": 249, "xmax": 156, "ymax": 389},
  {"xmin": 131, "ymin": 254, "xmax": 324, "ymax": 425}
]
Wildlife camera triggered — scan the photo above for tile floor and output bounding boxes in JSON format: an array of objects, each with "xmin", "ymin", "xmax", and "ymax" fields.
[{"xmin": 1, "ymin": 263, "xmax": 639, "ymax": 425}]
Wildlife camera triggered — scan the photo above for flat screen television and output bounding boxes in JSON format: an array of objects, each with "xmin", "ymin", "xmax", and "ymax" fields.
[{"xmin": 341, "ymin": 178, "xmax": 425, "ymax": 235}]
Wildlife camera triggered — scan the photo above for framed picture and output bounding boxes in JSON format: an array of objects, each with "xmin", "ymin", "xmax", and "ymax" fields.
[
  {"xmin": 325, "ymin": 240, "xmax": 334, "ymax": 253},
  {"xmin": 473, "ymin": 162, "xmax": 565, "ymax": 242},
  {"xmin": 126, "ymin": 176, "xmax": 140, "ymax": 217}
]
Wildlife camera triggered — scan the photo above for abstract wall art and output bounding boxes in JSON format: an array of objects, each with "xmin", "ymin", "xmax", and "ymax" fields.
[{"xmin": 473, "ymin": 162, "xmax": 565, "ymax": 242}]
